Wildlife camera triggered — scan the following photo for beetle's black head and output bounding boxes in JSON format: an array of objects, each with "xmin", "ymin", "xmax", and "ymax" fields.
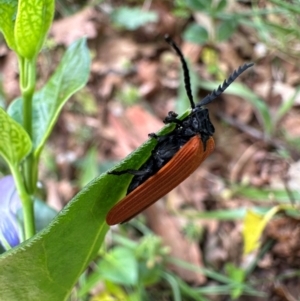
[
  {"xmin": 191, "ymin": 106, "xmax": 214, "ymax": 144},
  {"xmin": 175, "ymin": 106, "xmax": 214, "ymax": 146}
]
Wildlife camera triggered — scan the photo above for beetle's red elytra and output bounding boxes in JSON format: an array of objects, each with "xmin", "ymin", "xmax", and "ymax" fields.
[
  {"xmin": 106, "ymin": 36, "xmax": 253, "ymax": 225},
  {"xmin": 106, "ymin": 135, "xmax": 215, "ymax": 225}
]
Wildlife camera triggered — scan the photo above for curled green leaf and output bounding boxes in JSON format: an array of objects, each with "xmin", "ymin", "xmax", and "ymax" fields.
[
  {"xmin": 0, "ymin": 107, "xmax": 32, "ymax": 167},
  {"xmin": 15, "ymin": 0, "xmax": 54, "ymax": 59},
  {"xmin": 8, "ymin": 38, "xmax": 90, "ymax": 159},
  {"xmin": 0, "ymin": 0, "xmax": 18, "ymax": 51}
]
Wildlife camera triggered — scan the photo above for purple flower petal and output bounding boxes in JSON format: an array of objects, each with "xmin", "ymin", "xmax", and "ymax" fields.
[{"xmin": 0, "ymin": 176, "xmax": 22, "ymax": 249}]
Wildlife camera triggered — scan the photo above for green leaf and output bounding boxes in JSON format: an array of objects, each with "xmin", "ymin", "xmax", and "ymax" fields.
[
  {"xmin": 14, "ymin": 0, "xmax": 54, "ymax": 59},
  {"xmin": 215, "ymin": 0, "xmax": 227, "ymax": 12},
  {"xmin": 194, "ymin": 208, "xmax": 247, "ymax": 220},
  {"xmin": 225, "ymin": 263, "xmax": 245, "ymax": 299},
  {"xmin": 8, "ymin": 38, "xmax": 90, "ymax": 159},
  {"xmin": 111, "ymin": 6, "xmax": 158, "ymax": 30},
  {"xmin": 233, "ymin": 185, "xmax": 300, "ymax": 203},
  {"xmin": 185, "ymin": 0, "xmax": 209, "ymax": 11},
  {"xmin": 0, "ymin": 0, "xmax": 18, "ymax": 51},
  {"xmin": 269, "ymin": 0, "xmax": 300, "ymax": 14},
  {"xmin": 77, "ymin": 147, "xmax": 99, "ymax": 188},
  {"xmin": 0, "ymin": 107, "xmax": 31, "ymax": 167},
  {"xmin": 0, "ymin": 127, "xmax": 163, "ymax": 300},
  {"xmin": 183, "ymin": 24, "xmax": 209, "ymax": 45},
  {"xmin": 98, "ymin": 247, "xmax": 138, "ymax": 285},
  {"xmin": 31, "ymin": 198, "xmax": 58, "ymax": 231},
  {"xmin": 216, "ymin": 20, "xmax": 237, "ymax": 41},
  {"xmin": 0, "ymin": 176, "xmax": 109, "ymax": 300}
]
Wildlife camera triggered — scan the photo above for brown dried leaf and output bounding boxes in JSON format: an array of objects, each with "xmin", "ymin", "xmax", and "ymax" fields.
[
  {"xmin": 266, "ymin": 217, "xmax": 300, "ymax": 264},
  {"xmin": 281, "ymin": 112, "xmax": 300, "ymax": 138},
  {"xmin": 223, "ymin": 95, "xmax": 254, "ymax": 124},
  {"xmin": 108, "ymin": 105, "xmax": 162, "ymax": 158},
  {"xmin": 51, "ymin": 8, "xmax": 98, "ymax": 46},
  {"xmin": 137, "ymin": 60, "xmax": 160, "ymax": 98},
  {"xmin": 273, "ymin": 282, "xmax": 298, "ymax": 301},
  {"xmin": 2, "ymin": 51, "xmax": 20, "ymax": 101},
  {"xmin": 273, "ymin": 81, "xmax": 300, "ymax": 105},
  {"xmin": 94, "ymin": 37, "xmax": 139, "ymax": 74},
  {"xmin": 46, "ymin": 179, "xmax": 64, "ymax": 211},
  {"xmin": 145, "ymin": 204, "xmax": 206, "ymax": 284}
]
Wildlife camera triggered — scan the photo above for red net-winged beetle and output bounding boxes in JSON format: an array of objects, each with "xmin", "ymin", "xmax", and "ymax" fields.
[{"xmin": 106, "ymin": 35, "xmax": 253, "ymax": 225}]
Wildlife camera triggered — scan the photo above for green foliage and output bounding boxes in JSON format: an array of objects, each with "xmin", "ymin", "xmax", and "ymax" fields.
[
  {"xmin": 0, "ymin": 0, "xmax": 114, "ymax": 299},
  {"xmin": 186, "ymin": 0, "xmax": 209, "ymax": 11},
  {"xmin": 172, "ymin": 0, "xmax": 191, "ymax": 18},
  {"xmin": 0, "ymin": 175, "xmax": 110, "ymax": 301},
  {"xmin": 0, "ymin": 0, "xmax": 18, "ymax": 51},
  {"xmin": 0, "ymin": 115, "xmax": 175, "ymax": 300},
  {"xmin": 167, "ymin": 257, "xmax": 263, "ymax": 299},
  {"xmin": 0, "ymin": 108, "xmax": 31, "ymax": 167},
  {"xmin": 181, "ymin": 0, "xmax": 300, "ymax": 51},
  {"xmin": 8, "ymin": 38, "xmax": 90, "ymax": 159},
  {"xmin": 183, "ymin": 24, "xmax": 209, "ymax": 45},
  {"xmin": 0, "ymin": 0, "xmax": 54, "ymax": 59},
  {"xmin": 111, "ymin": 6, "xmax": 158, "ymax": 30},
  {"xmin": 239, "ymin": 0, "xmax": 300, "ymax": 57},
  {"xmin": 79, "ymin": 234, "xmax": 169, "ymax": 299},
  {"xmin": 99, "ymin": 247, "xmax": 139, "ymax": 285},
  {"xmin": 78, "ymin": 228, "xmax": 265, "ymax": 300},
  {"xmin": 181, "ymin": 0, "xmax": 239, "ymax": 44},
  {"xmin": 117, "ymin": 84, "xmax": 141, "ymax": 105},
  {"xmin": 233, "ymin": 185, "xmax": 300, "ymax": 203},
  {"xmin": 225, "ymin": 263, "xmax": 246, "ymax": 299},
  {"xmin": 216, "ymin": 19, "xmax": 238, "ymax": 41},
  {"xmin": 77, "ymin": 147, "xmax": 99, "ymax": 188},
  {"xmin": 15, "ymin": 0, "xmax": 54, "ymax": 59}
]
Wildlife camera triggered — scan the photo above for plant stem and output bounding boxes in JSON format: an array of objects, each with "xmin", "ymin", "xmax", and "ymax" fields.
[
  {"xmin": 19, "ymin": 57, "xmax": 34, "ymax": 137},
  {"xmin": 11, "ymin": 165, "xmax": 35, "ymax": 239},
  {"xmin": 16, "ymin": 55, "xmax": 37, "ymax": 238},
  {"xmin": 18, "ymin": 56, "xmax": 37, "ymax": 194}
]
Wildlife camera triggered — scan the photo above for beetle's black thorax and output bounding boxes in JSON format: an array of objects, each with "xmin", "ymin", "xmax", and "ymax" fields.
[
  {"xmin": 126, "ymin": 106, "xmax": 214, "ymax": 194},
  {"xmin": 168, "ymin": 106, "xmax": 215, "ymax": 147}
]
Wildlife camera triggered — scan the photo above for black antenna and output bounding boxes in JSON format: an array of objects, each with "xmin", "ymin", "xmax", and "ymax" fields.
[
  {"xmin": 198, "ymin": 63, "xmax": 254, "ymax": 107},
  {"xmin": 165, "ymin": 35, "xmax": 195, "ymax": 109}
]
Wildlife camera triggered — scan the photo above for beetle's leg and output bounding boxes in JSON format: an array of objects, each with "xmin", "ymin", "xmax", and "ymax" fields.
[
  {"xmin": 109, "ymin": 169, "xmax": 146, "ymax": 176},
  {"xmin": 148, "ymin": 133, "xmax": 158, "ymax": 139},
  {"xmin": 109, "ymin": 160, "xmax": 157, "ymax": 177},
  {"xmin": 163, "ymin": 111, "xmax": 182, "ymax": 124},
  {"xmin": 148, "ymin": 133, "xmax": 172, "ymax": 144}
]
